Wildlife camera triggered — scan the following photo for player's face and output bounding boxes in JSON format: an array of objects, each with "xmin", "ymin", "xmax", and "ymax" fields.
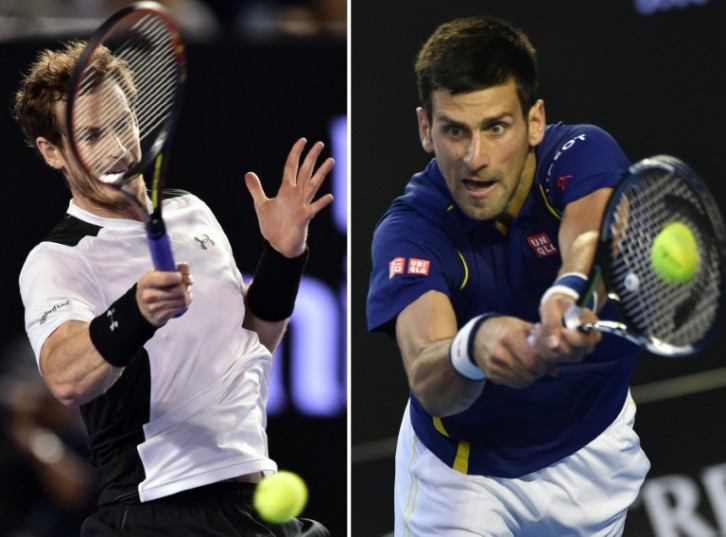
[
  {"xmin": 47, "ymin": 82, "xmax": 146, "ymax": 217},
  {"xmin": 71, "ymin": 79, "xmax": 142, "ymax": 183},
  {"xmin": 417, "ymin": 79, "xmax": 545, "ymax": 222}
]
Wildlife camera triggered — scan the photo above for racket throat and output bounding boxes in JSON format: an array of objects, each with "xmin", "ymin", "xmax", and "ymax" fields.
[{"xmin": 147, "ymin": 209, "xmax": 167, "ymax": 240}]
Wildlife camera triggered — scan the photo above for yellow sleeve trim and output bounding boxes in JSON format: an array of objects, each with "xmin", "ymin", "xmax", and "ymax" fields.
[
  {"xmin": 539, "ymin": 184, "xmax": 563, "ymax": 220},
  {"xmin": 433, "ymin": 416, "xmax": 448, "ymax": 437},
  {"xmin": 456, "ymin": 251, "xmax": 469, "ymax": 290}
]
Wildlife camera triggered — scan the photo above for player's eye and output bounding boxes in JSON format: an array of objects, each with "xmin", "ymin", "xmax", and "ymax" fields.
[
  {"xmin": 445, "ymin": 125, "xmax": 465, "ymax": 139},
  {"xmin": 488, "ymin": 122, "xmax": 507, "ymax": 135},
  {"xmin": 82, "ymin": 130, "xmax": 101, "ymax": 144}
]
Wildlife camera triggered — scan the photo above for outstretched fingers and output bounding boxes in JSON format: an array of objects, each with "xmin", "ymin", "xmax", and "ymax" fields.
[{"xmin": 283, "ymin": 137, "xmax": 308, "ymax": 187}]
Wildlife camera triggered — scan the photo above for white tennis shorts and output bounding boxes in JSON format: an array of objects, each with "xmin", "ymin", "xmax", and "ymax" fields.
[{"xmin": 394, "ymin": 393, "xmax": 650, "ymax": 537}]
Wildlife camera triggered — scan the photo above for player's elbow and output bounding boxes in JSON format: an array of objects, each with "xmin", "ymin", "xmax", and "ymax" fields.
[
  {"xmin": 411, "ymin": 379, "xmax": 479, "ymax": 418},
  {"xmin": 44, "ymin": 377, "xmax": 85, "ymax": 408},
  {"xmin": 417, "ymin": 394, "xmax": 476, "ymax": 418}
]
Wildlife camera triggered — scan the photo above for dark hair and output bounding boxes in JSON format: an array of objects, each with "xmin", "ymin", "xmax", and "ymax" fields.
[
  {"xmin": 13, "ymin": 40, "xmax": 137, "ymax": 154},
  {"xmin": 415, "ymin": 16, "xmax": 538, "ymax": 119}
]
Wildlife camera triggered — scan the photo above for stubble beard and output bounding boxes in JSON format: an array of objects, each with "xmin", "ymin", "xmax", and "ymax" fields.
[{"xmin": 75, "ymin": 172, "xmax": 148, "ymax": 217}]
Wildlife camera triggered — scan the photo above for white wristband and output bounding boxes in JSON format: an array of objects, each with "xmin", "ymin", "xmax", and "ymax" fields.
[
  {"xmin": 540, "ymin": 272, "xmax": 597, "ymax": 311},
  {"xmin": 540, "ymin": 284, "xmax": 580, "ymax": 305},
  {"xmin": 449, "ymin": 315, "xmax": 488, "ymax": 381}
]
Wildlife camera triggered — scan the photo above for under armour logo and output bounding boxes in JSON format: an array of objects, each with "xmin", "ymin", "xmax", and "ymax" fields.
[
  {"xmin": 107, "ymin": 308, "xmax": 119, "ymax": 331},
  {"xmin": 195, "ymin": 234, "xmax": 215, "ymax": 250}
]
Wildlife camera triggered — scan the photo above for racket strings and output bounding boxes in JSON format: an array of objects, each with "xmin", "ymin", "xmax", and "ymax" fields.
[
  {"xmin": 608, "ymin": 169, "xmax": 721, "ymax": 349},
  {"xmin": 111, "ymin": 15, "xmax": 179, "ymax": 142},
  {"xmin": 71, "ymin": 11, "xmax": 182, "ymax": 183},
  {"xmin": 120, "ymin": 18, "xmax": 178, "ymax": 136}
]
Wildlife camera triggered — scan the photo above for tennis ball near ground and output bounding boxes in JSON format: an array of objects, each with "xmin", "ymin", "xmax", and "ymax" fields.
[
  {"xmin": 253, "ymin": 470, "xmax": 308, "ymax": 523},
  {"xmin": 650, "ymin": 222, "xmax": 699, "ymax": 284}
]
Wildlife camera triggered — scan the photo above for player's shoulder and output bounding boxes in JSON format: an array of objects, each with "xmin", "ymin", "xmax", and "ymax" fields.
[
  {"xmin": 536, "ymin": 122, "xmax": 630, "ymax": 213},
  {"xmin": 162, "ymin": 189, "xmax": 213, "ymax": 213},
  {"xmin": 40, "ymin": 213, "xmax": 103, "ymax": 247},
  {"xmin": 535, "ymin": 121, "xmax": 629, "ymax": 187},
  {"xmin": 538, "ymin": 122, "xmax": 621, "ymax": 163},
  {"xmin": 20, "ymin": 232, "xmax": 91, "ymax": 292},
  {"xmin": 375, "ymin": 160, "xmax": 454, "ymax": 238},
  {"xmin": 162, "ymin": 188, "xmax": 199, "ymax": 205},
  {"xmin": 373, "ymin": 192, "xmax": 451, "ymax": 253},
  {"xmin": 21, "ymin": 208, "xmax": 102, "ymax": 283}
]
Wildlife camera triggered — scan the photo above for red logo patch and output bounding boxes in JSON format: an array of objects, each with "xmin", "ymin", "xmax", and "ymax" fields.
[
  {"xmin": 556, "ymin": 174, "xmax": 572, "ymax": 190},
  {"xmin": 389, "ymin": 257, "xmax": 405, "ymax": 279},
  {"xmin": 527, "ymin": 233, "xmax": 558, "ymax": 258},
  {"xmin": 407, "ymin": 258, "xmax": 430, "ymax": 276}
]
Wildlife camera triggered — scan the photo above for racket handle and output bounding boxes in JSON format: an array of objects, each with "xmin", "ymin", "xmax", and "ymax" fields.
[
  {"xmin": 146, "ymin": 214, "xmax": 186, "ymax": 317},
  {"xmin": 147, "ymin": 216, "xmax": 177, "ymax": 271},
  {"xmin": 563, "ymin": 304, "xmax": 591, "ymax": 331}
]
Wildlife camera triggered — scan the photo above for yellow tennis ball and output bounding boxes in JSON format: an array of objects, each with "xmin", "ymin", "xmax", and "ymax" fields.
[
  {"xmin": 650, "ymin": 222, "xmax": 699, "ymax": 284},
  {"xmin": 253, "ymin": 471, "xmax": 308, "ymax": 524}
]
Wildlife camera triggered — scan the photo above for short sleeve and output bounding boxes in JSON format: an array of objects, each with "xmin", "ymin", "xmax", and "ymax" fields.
[
  {"xmin": 19, "ymin": 244, "xmax": 104, "ymax": 365},
  {"xmin": 367, "ymin": 210, "xmax": 462, "ymax": 335},
  {"xmin": 545, "ymin": 124, "xmax": 631, "ymax": 211}
]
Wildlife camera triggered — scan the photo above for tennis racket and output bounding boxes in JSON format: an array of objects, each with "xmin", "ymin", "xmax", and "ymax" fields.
[
  {"xmin": 564, "ymin": 155, "xmax": 726, "ymax": 357},
  {"xmin": 65, "ymin": 1, "xmax": 185, "ymax": 274}
]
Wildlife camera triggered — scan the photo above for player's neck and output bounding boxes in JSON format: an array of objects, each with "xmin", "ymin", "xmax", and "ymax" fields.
[
  {"xmin": 499, "ymin": 149, "xmax": 537, "ymax": 226},
  {"xmin": 71, "ymin": 191, "xmax": 148, "ymax": 223}
]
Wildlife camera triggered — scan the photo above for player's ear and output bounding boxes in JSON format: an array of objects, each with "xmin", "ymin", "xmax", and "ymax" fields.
[
  {"xmin": 36, "ymin": 137, "xmax": 66, "ymax": 170},
  {"xmin": 416, "ymin": 107, "xmax": 434, "ymax": 153},
  {"xmin": 527, "ymin": 99, "xmax": 546, "ymax": 147}
]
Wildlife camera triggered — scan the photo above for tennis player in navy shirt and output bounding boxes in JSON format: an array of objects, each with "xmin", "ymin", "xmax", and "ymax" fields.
[{"xmin": 367, "ymin": 16, "xmax": 650, "ymax": 536}]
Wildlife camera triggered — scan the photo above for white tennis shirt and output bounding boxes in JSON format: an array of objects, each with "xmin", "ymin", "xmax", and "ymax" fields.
[{"xmin": 20, "ymin": 192, "xmax": 277, "ymax": 503}]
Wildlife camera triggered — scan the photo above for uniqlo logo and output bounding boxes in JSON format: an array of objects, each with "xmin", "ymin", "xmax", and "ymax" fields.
[
  {"xmin": 407, "ymin": 258, "xmax": 430, "ymax": 276},
  {"xmin": 389, "ymin": 257, "xmax": 405, "ymax": 279},
  {"xmin": 527, "ymin": 233, "xmax": 558, "ymax": 258}
]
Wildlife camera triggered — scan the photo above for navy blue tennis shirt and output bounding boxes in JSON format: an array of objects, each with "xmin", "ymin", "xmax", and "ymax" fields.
[{"xmin": 367, "ymin": 122, "xmax": 642, "ymax": 478}]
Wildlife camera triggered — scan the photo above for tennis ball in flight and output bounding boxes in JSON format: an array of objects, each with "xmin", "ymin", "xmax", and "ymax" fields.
[
  {"xmin": 253, "ymin": 470, "xmax": 309, "ymax": 524},
  {"xmin": 650, "ymin": 222, "xmax": 699, "ymax": 284}
]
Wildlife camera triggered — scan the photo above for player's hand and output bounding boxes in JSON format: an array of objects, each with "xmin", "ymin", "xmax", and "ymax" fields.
[
  {"xmin": 244, "ymin": 138, "xmax": 335, "ymax": 258},
  {"xmin": 136, "ymin": 262, "xmax": 193, "ymax": 326},
  {"xmin": 533, "ymin": 293, "xmax": 601, "ymax": 365},
  {"xmin": 471, "ymin": 316, "xmax": 554, "ymax": 389}
]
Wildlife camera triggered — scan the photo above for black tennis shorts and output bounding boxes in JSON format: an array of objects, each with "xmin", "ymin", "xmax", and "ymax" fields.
[{"xmin": 80, "ymin": 481, "xmax": 330, "ymax": 536}]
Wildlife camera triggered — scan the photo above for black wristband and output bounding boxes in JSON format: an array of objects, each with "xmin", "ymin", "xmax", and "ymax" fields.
[
  {"xmin": 89, "ymin": 284, "xmax": 159, "ymax": 367},
  {"xmin": 246, "ymin": 241, "xmax": 309, "ymax": 322}
]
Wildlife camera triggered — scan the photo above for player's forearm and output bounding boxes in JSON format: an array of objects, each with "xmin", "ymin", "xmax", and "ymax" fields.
[
  {"xmin": 557, "ymin": 230, "xmax": 598, "ymax": 275},
  {"xmin": 242, "ymin": 241, "xmax": 307, "ymax": 354},
  {"xmin": 556, "ymin": 189, "xmax": 612, "ymax": 305},
  {"xmin": 406, "ymin": 339, "xmax": 485, "ymax": 417},
  {"xmin": 40, "ymin": 320, "xmax": 123, "ymax": 408},
  {"xmin": 557, "ymin": 191, "xmax": 610, "ymax": 274},
  {"xmin": 396, "ymin": 291, "xmax": 482, "ymax": 416}
]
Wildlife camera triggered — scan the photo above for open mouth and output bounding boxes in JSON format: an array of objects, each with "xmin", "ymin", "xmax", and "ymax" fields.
[
  {"xmin": 462, "ymin": 178, "xmax": 497, "ymax": 193},
  {"xmin": 100, "ymin": 163, "xmax": 132, "ymax": 184}
]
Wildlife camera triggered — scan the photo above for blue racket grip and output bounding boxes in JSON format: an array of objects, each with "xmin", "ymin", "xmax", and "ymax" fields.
[
  {"xmin": 147, "ymin": 229, "xmax": 177, "ymax": 271},
  {"xmin": 147, "ymin": 214, "xmax": 186, "ymax": 317}
]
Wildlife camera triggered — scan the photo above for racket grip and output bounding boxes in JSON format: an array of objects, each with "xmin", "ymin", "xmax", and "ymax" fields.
[
  {"xmin": 146, "ymin": 215, "xmax": 186, "ymax": 317},
  {"xmin": 147, "ymin": 222, "xmax": 177, "ymax": 271},
  {"xmin": 563, "ymin": 304, "xmax": 587, "ymax": 331}
]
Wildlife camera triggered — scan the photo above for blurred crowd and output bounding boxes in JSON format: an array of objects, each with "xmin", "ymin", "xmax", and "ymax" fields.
[
  {"xmin": 0, "ymin": 337, "xmax": 96, "ymax": 537},
  {"xmin": 0, "ymin": 0, "xmax": 346, "ymax": 42}
]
